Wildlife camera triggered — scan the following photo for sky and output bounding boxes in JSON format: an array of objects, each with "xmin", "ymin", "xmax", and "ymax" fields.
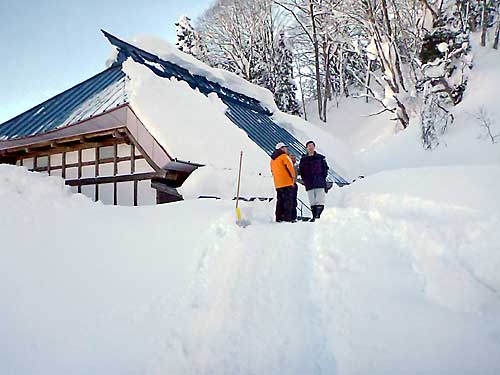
[{"xmin": 0, "ymin": 0, "xmax": 211, "ymax": 124}]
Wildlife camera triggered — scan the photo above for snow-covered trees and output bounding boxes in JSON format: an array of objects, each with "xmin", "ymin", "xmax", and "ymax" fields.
[
  {"xmin": 197, "ymin": 0, "xmax": 275, "ymax": 81},
  {"xmin": 175, "ymin": 16, "xmax": 205, "ymax": 59},
  {"xmin": 167, "ymin": 0, "xmax": 495, "ymax": 147},
  {"xmin": 274, "ymin": 33, "xmax": 302, "ymax": 115},
  {"xmin": 418, "ymin": 0, "xmax": 472, "ymax": 148},
  {"xmin": 196, "ymin": 0, "xmax": 301, "ymax": 115}
]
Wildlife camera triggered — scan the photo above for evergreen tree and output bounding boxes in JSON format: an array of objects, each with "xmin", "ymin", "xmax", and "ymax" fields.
[
  {"xmin": 273, "ymin": 33, "xmax": 301, "ymax": 115},
  {"xmin": 175, "ymin": 16, "xmax": 205, "ymax": 58}
]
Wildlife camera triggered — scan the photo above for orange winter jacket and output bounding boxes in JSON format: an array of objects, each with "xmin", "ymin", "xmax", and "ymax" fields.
[{"xmin": 270, "ymin": 149, "xmax": 296, "ymax": 189}]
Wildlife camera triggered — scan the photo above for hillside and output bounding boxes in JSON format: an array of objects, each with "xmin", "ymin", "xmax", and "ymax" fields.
[{"xmin": 305, "ymin": 35, "xmax": 500, "ymax": 176}]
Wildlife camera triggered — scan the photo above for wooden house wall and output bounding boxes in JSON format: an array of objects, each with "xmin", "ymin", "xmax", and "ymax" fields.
[{"xmin": 14, "ymin": 140, "xmax": 158, "ymax": 206}]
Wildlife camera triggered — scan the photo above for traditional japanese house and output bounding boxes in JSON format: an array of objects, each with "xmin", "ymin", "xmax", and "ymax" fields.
[{"xmin": 0, "ymin": 31, "xmax": 348, "ymax": 206}]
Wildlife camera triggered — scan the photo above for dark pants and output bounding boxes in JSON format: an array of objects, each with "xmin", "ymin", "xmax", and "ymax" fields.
[
  {"xmin": 276, "ymin": 185, "xmax": 296, "ymax": 222},
  {"xmin": 292, "ymin": 183, "xmax": 298, "ymax": 221}
]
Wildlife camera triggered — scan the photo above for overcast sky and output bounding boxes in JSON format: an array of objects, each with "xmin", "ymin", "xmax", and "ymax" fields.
[{"xmin": 0, "ymin": 0, "xmax": 211, "ymax": 124}]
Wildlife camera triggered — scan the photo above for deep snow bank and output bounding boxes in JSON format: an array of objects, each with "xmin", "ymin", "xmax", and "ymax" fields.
[{"xmin": 1, "ymin": 164, "xmax": 500, "ymax": 375}]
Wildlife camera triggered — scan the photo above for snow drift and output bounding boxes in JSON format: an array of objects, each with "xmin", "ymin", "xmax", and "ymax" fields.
[{"xmin": 1, "ymin": 164, "xmax": 500, "ymax": 375}]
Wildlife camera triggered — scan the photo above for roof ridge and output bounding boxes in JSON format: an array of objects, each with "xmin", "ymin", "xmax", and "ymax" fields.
[{"xmin": 101, "ymin": 30, "xmax": 272, "ymax": 116}]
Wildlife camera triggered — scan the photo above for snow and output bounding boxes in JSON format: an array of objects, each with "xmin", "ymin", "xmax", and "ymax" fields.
[
  {"xmin": 122, "ymin": 58, "xmax": 274, "ymax": 199},
  {"xmin": 118, "ymin": 35, "xmax": 278, "ymax": 112},
  {"xmin": 1, "ymin": 162, "xmax": 500, "ymax": 374},
  {"xmin": 305, "ymin": 33, "xmax": 500, "ymax": 177},
  {"xmin": 1, "ymin": 30, "xmax": 500, "ymax": 375},
  {"xmin": 118, "ymin": 33, "xmax": 354, "ymax": 196},
  {"xmin": 437, "ymin": 42, "xmax": 449, "ymax": 53},
  {"xmin": 366, "ymin": 37, "xmax": 378, "ymax": 61}
]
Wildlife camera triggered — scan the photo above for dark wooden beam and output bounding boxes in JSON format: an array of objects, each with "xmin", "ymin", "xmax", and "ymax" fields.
[
  {"xmin": 65, "ymin": 172, "xmax": 157, "ymax": 186},
  {"xmin": 62, "ymin": 152, "xmax": 66, "ymax": 179},
  {"xmin": 77, "ymin": 149, "xmax": 82, "ymax": 193},
  {"xmin": 113, "ymin": 143, "xmax": 118, "ymax": 205},
  {"xmin": 1, "ymin": 127, "xmax": 128, "ymax": 155},
  {"xmin": 95, "ymin": 147, "xmax": 99, "ymax": 201}
]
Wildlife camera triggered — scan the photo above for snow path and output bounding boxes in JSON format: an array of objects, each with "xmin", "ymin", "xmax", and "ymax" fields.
[
  {"xmin": 155, "ymin": 217, "xmax": 334, "ymax": 374},
  {"xmin": 2, "ymin": 165, "xmax": 500, "ymax": 374}
]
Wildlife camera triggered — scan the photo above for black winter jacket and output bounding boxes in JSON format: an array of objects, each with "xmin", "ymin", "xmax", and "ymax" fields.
[{"xmin": 299, "ymin": 152, "xmax": 329, "ymax": 191}]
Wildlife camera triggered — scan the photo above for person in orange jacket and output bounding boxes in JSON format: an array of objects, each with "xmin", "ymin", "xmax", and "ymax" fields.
[{"xmin": 270, "ymin": 142, "xmax": 296, "ymax": 222}]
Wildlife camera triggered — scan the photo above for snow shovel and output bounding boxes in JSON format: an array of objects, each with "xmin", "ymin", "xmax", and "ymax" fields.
[
  {"xmin": 235, "ymin": 151, "xmax": 243, "ymax": 221},
  {"xmin": 235, "ymin": 151, "xmax": 249, "ymax": 227}
]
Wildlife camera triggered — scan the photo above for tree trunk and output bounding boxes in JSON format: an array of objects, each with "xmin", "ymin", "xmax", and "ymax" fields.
[
  {"xmin": 297, "ymin": 68, "xmax": 308, "ymax": 121},
  {"xmin": 365, "ymin": 60, "xmax": 372, "ymax": 103},
  {"xmin": 494, "ymin": 8, "xmax": 500, "ymax": 49},
  {"xmin": 481, "ymin": 0, "xmax": 488, "ymax": 47},
  {"xmin": 309, "ymin": 1, "xmax": 323, "ymax": 122},
  {"xmin": 322, "ymin": 42, "xmax": 332, "ymax": 123}
]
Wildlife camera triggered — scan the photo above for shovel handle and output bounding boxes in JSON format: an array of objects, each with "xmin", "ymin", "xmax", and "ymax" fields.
[{"xmin": 236, "ymin": 151, "xmax": 243, "ymax": 210}]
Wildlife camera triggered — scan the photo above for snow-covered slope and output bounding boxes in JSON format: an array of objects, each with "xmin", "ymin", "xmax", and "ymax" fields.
[
  {"xmin": 1, "ymin": 164, "xmax": 499, "ymax": 374},
  {"xmin": 305, "ymin": 35, "xmax": 500, "ymax": 176}
]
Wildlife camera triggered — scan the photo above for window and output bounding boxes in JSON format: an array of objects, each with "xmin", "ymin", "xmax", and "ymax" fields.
[
  {"xmin": 99, "ymin": 146, "xmax": 115, "ymax": 160},
  {"xmin": 23, "ymin": 158, "xmax": 34, "ymax": 170},
  {"xmin": 117, "ymin": 182, "xmax": 134, "ymax": 206},
  {"xmin": 50, "ymin": 153, "xmax": 63, "ymax": 167},
  {"xmin": 117, "ymin": 161, "xmax": 131, "ymax": 175},
  {"xmin": 81, "ymin": 165, "xmax": 94, "ymax": 179},
  {"xmin": 98, "ymin": 183, "xmax": 114, "ymax": 205},
  {"xmin": 99, "ymin": 163, "xmax": 114, "ymax": 177},
  {"xmin": 65, "ymin": 167, "xmax": 78, "ymax": 180},
  {"xmin": 117, "ymin": 144, "xmax": 130, "ymax": 158},
  {"xmin": 81, "ymin": 148, "xmax": 95, "ymax": 163},
  {"xmin": 135, "ymin": 159, "xmax": 154, "ymax": 173},
  {"xmin": 81, "ymin": 185, "xmax": 95, "ymax": 201},
  {"xmin": 66, "ymin": 151, "xmax": 78, "ymax": 165},
  {"xmin": 37, "ymin": 156, "xmax": 49, "ymax": 169}
]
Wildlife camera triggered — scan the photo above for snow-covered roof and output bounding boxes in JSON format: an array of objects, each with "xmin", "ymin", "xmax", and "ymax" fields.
[
  {"xmin": 103, "ymin": 31, "xmax": 348, "ymax": 186},
  {"xmin": 0, "ymin": 30, "xmax": 349, "ymax": 187}
]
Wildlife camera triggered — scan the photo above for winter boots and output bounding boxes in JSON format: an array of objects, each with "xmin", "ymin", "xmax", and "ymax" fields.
[
  {"xmin": 310, "ymin": 205, "xmax": 325, "ymax": 221},
  {"xmin": 316, "ymin": 205, "xmax": 324, "ymax": 218}
]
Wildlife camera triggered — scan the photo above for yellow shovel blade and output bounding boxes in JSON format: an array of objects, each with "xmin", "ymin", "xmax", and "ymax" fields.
[{"xmin": 236, "ymin": 207, "xmax": 242, "ymax": 221}]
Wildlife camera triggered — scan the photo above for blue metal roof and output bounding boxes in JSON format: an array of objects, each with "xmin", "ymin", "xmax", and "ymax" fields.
[
  {"xmin": 102, "ymin": 30, "xmax": 270, "ymax": 115},
  {"xmin": 102, "ymin": 31, "xmax": 349, "ymax": 186},
  {"xmin": 223, "ymin": 101, "xmax": 348, "ymax": 186},
  {"xmin": 0, "ymin": 67, "xmax": 126, "ymax": 141}
]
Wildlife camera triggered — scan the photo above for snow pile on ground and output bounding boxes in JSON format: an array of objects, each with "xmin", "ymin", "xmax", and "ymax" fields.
[
  {"xmin": 1, "ymin": 163, "xmax": 500, "ymax": 374},
  {"xmin": 0, "ymin": 164, "xmax": 91, "ymax": 211}
]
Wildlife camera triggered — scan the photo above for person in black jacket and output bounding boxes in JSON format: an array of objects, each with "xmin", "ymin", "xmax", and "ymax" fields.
[{"xmin": 299, "ymin": 140, "xmax": 329, "ymax": 220}]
